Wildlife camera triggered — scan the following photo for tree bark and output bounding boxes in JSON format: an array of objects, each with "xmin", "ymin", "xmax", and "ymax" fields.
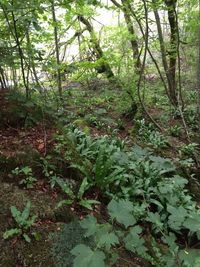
[
  {"xmin": 198, "ymin": 0, "xmax": 200, "ymax": 120},
  {"xmin": 78, "ymin": 15, "xmax": 115, "ymax": 80},
  {"xmin": 152, "ymin": 0, "xmax": 178, "ymax": 106},
  {"xmin": 121, "ymin": 0, "xmax": 141, "ymax": 72},
  {"xmin": 164, "ymin": 0, "xmax": 178, "ymax": 105},
  {"xmin": 26, "ymin": 32, "xmax": 42, "ymax": 90},
  {"xmin": 51, "ymin": 0, "xmax": 62, "ymax": 99},
  {"xmin": 110, "ymin": 0, "xmax": 141, "ymax": 73}
]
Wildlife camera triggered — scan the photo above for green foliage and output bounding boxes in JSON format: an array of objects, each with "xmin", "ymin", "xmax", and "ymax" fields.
[
  {"xmin": 184, "ymin": 108, "xmax": 199, "ymax": 130},
  {"xmin": 180, "ymin": 143, "xmax": 199, "ymax": 156},
  {"xmin": 54, "ymin": 126, "xmax": 125, "ymax": 192},
  {"xmin": 55, "ymin": 177, "xmax": 100, "ymax": 210},
  {"xmin": 54, "ymin": 127, "xmax": 177, "ymax": 203},
  {"xmin": 3, "ymin": 201, "xmax": 37, "ymax": 242},
  {"xmin": 71, "ymin": 244, "xmax": 106, "ymax": 267},
  {"xmin": 136, "ymin": 119, "xmax": 168, "ymax": 149},
  {"xmin": 1, "ymin": 0, "xmax": 200, "ymax": 266},
  {"xmin": 52, "ymin": 128, "xmax": 200, "ymax": 266},
  {"xmin": 12, "ymin": 166, "xmax": 37, "ymax": 189},
  {"xmin": 71, "ymin": 195, "xmax": 200, "ymax": 267},
  {"xmin": 147, "ymin": 131, "xmax": 168, "ymax": 149},
  {"xmin": 108, "ymin": 199, "xmax": 136, "ymax": 228},
  {"xmin": 169, "ymin": 125, "xmax": 182, "ymax": 137},
  {"xmin": 124, "ymin": 226, "xmax": 147, "ymax": 256},
  {"xmin": 51, "ymin": 221, "xmax": 94, "ymax": 267},
  {"xmin": 5, "ymin": 90, "xmax": 44, "ymax": 127}
]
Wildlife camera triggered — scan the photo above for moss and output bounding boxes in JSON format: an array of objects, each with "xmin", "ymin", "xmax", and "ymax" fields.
[
  {"xmin": 0, "ymin": 145, "xmax": 41, "ymax": 181},
  {"xmin": 0, "ymin": 180, "xmax": 74, "ymax": 267},
  {"xmin": 51, "ymin": 221, "xmax": 94, "ymax": 267},
  {"xmin": 0, "ymin": 224, "xmax": 59, "ymax": 267}
]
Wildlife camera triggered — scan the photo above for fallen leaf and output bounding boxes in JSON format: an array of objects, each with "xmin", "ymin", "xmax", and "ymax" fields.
[{"xmin": 38, "ymin": 143, "xmax": 44, "ymax": 150}]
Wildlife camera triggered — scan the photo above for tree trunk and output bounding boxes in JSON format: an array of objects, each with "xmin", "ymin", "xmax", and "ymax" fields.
[
  {"xmin": 78, "ymin": 15, "xmax": 115, "ymax": 80},
  {"xmin": 11, "ymin": 11, "xmax": 29, "ymax": 98},
  {"xmin": 0, "ymin": 67, "xmax": 7, "ymax": 89},
  {"xmin": 51, "ymin": 0, "xmax": 62, "ymax": 99},
  {"xmin": 121, "ymin": 0, "xmax": 141, "ymax": 73},
  {"xmin": 152, "ymin": 0, "xmax": 178, "ymax": 106},
  {"xmin": 164, "ymin": 0, "xmax": 178, "ymax": 105},
  {"xmin": 197, "ymin": 0, "xmax": 200, "ymax": 120},
  {"xmin": 26, "ymin": 32, "xmax": 42, "ymax": 91}
]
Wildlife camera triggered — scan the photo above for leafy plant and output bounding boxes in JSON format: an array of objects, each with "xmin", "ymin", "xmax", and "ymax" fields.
[
  {"xmin": 3, "ymin": 201, "xmax": 37, "ymax": 242},
  {"xmin": 54, "ymin": 126, "xmax": 125, "ymax": 191},
  {"xmin": 55, "ymin": 177, "xmax": 99, "ymax": 210},
  {"xmin": 71, "ymin": 197, "xmax": 200, "ymax": 267},
  {"xmin": 12, "ymin": 166, "xmax": 37, "ymax": 189},
  {"xmin": 180, "ymin": 143, "xmax": 199, "ymax": 156},
  {"xmin": 169, "ymin": 125, "xmax": 182, "ymax": 137},
  {"xmin": 136, "ymin": 119, "xmax": 168, "ymax": 149},
  {"xmin": 53, "ymin": 128, "xmax": 200, "ymax": 266},
  {"xmin": 40, "ymin": 156, "xmax": 60, "ymax": 188},
  {"xmin": 116, "ymin": 118, "xmax": 125, "ymax": 130},
  {"xmin": 147, "ymin": 131, "xmax": 168, "ymax": 149}
]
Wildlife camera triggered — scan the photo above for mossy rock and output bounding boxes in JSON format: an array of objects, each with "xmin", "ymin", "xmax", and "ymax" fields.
[{"xmin": 51, "ymin": 220, "xmax": 94, "ymax": 267}]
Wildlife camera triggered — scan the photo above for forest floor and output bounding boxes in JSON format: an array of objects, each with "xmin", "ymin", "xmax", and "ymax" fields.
[
  {"xmin": 0, "ymin": 124, "xmax": 148, "ymax": 267},
  {"xmin": 0, "ymin": 82, "xmax": 199, "ymax": 267}
]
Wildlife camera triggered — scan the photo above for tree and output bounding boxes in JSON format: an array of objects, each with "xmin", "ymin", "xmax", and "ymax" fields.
[
  {"xmin": 78, "ymin": 15, "xmax": 115, "ymax": 80},
  {"xmin": 51, "ymin": 0, "xmax": 62, "ymax": 98},
  {"xmin": 198, "ymin": 0, "xmax": 200, "ymax": 122},
  {"xmin": 152, "ymin": 0, "xmax": 179, "ymax": 107},
  {"xmin": 110, "ymin": 0, "xmax": 141, "ymax": 74}
]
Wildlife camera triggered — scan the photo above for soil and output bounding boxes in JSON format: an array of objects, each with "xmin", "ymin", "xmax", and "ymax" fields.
[{"xmin": 0, "ymin": 88, "xmax": 199, "ymax": 267}]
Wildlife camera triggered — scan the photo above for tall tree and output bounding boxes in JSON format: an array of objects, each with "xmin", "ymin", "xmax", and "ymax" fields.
[
  {"xmin": 152, "ymin": 0, "xmax": 178, "ymax": 106},
  {"xmin": 110, "ymin": 0, "xmax": 141, "ymax": 73},
  {"xmin": 198, "ymin": 0, "xmax": 200, "ymax": 121},
  {"xmin": 78, "ymin": 15, "xmax": 115, "ymax": 80},
  {"xmin": 51, "ymin": 0, "xmax": 62, "ymax": 98}
]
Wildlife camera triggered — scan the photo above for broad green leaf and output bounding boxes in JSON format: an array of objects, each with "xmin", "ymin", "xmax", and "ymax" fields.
[
  {"xmin": 110, "ymin": 252, "xmax": 119, "ymax": 265},
  {"xmin": 162, "ymin": 232, "xmax": 178, "ymax": 251},
  {"xmin": 79, "ymin": 199, "xmax": 100, "ymax": 210},
  {"xmin": 57, "ymin": 199, "xmax": 74, "ymax": 208},
  {"xmin": 124, "ymin": 226, "xmax": 147, "ymax": 256},
  {"xmin": 179, "ymin": 249, "xmax": 200, "ymax": 267},
  {"xmin": 108, "ymin": 199, "xmax": 136, "ymax": 228},
  {"xmin": 23, "ymin": 233, "xmax": 31, "ymax": 243},
  {"xmin": 26, "ymin": 215, "xmax": 37, "ymax": 228},
  {"xmin": 150, "ymin": 156, "xmax": 175, "ymax": 173},
  {"xmin": 80, "ymin": 215, "xmax": 98, "ymax": 237},
  {"xmin": 183, "ymin": 213, "xmax": 200, "ymax": 232},
  {"xmin": 21, "ymin": 201, "xmax": 31, "ymax": 223},
  {"xmin": 32, "ymin": 232, "xmax": 42, "ymax": 241},
  {"xmin": 131, "ymin": 145, "xmax": 151, "ymax": 159},
  {"xmin": 167, "ymin": 205, "xmax": 188, "ymax": 230},
  {"xmin": 22, "ymin": 166, "xmax": 32, "ymax": 175},
  {"xmin": 147, "ymin": 212, "xmax": 163, "ymax": 229},
  {"xmin": 97, "ymin": 231, "xmax": 119, "ymax": 250},
  {"xmin": 71, "ymin": 244, "xmax": 106, "ymax": 267},
  {"xmin": 3, "ymin": 228, "xmax": 21, "ymax": 239},
  {"xmin": 11, "ymin": 206, "xmax": 21, "ymax": 225},
  {"xmin": 78, "ymin": 178, "xmax": 90, "ymax": 199},
  {"xmin": 56, "ymin": 178, "xmax": 75, "ymax": 199}
]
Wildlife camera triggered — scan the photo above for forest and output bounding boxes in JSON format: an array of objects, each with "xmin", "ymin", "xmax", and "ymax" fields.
[{"xmin": 0, "ymin": 0, "xmax": 200, "ymax": 266}]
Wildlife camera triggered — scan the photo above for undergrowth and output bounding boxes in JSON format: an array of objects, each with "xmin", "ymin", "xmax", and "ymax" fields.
[{"xmin": 49, "ymin": 126, "xmax": 200, "ymax": 267}]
